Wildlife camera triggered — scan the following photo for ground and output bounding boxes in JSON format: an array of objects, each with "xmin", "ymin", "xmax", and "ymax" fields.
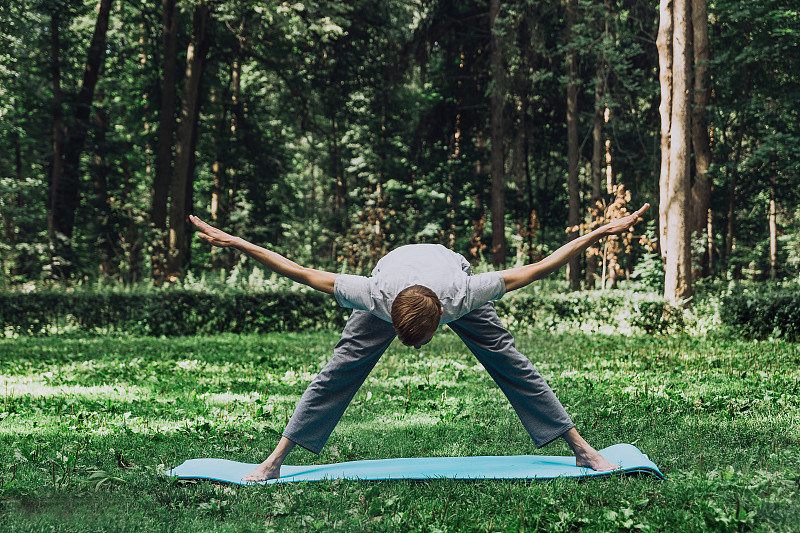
[{"xmin": 0, "ymin": 330, "xmax": 798, "ymax": 531}]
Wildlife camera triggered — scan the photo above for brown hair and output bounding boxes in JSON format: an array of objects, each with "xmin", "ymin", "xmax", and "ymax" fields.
[{"xmin": 391, "ymin": 285, "xmax": 442, "ymax": 346}]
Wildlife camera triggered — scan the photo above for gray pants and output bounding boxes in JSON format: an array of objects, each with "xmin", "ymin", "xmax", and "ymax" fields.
[{"xmin": 282, "ymin": 304, "xmax": 575, "ymax": 454}]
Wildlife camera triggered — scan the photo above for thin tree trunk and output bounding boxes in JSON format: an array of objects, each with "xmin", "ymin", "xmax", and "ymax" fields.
[
  {"xmin": 92, "ymin": 105, "xmax": 115, "ymax": 275},
  {"xmin": 227, "ymin": 16, "xmax": 245, "ymax": 225},
  {"xmin": 691, "ymin": 0, "xmax": 712, "ymax": 275},
  {"xmin": 657, "ymin": 0, "xmax": 673, "ymax": 261},
  {"xmin": 2, "ymin": 132, "xmax": 21, "ymax": 260},
  {"xmin": 587, "ymin": 59, "xmax": 605, "ymax": 289},
  {"xmin": 664, "ymin": 0, "xmax": 693, "ymax": 304},
  {"xmin": 724, "ymin": 65, "xmax": 749, "ymax": 262},
  {"xmin": 139, "ymin": 23, "xmax": 153, "ymax": 181},
  {"xmin": 210, "ymin": 87, "xmax": 226, "ymax": 224},
  {"xmin": 48, "ymin": 12, "xmax": 65, "ymax": 269},
  {"xmin": 167, "ymin": 2, "xmax": 210, "ymax": 276},
  {"xmin": 769, "ymin": 173, "xmax": 777, "ymax": 280},
  {"xmin": 330, "ymin": 117, "xmax": 347, "ymax": 237},
  {"xmin": 51, "ymin": 0, "xmax": 113, "ymax": 276},
  {"xmin": 7, "ymin": 132, "xmax": 24, "ymax": 278},
  {"xmin": 152, "ymin": 0, "xmax": 179, "ymax": 279},
  {"xmin": 512, "ymin": 109, "xmax": 525, "ymax": 255},
  {"xmin": 210, "ymin": 86, "xmax": 225, "ymax": 271},
  {"xmin": 566, "ymin": 0, "xmax": 580, "ymax": 290},
  {"xmin": 490, "ymin": 0, "xmax": 506, "ymax": 267},
  {"xmin": 470, "ymin": 128, "xmax": 489, "ymax": 260},
  {"xmin": 518, "ymin": 13, "xmax": 535, "ymax": 261}
]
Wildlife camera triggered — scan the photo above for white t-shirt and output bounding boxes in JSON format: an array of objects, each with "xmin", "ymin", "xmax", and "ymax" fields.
[{"xmin": 333, "ymin": 244, "xmax": 506, "ymax": 324}]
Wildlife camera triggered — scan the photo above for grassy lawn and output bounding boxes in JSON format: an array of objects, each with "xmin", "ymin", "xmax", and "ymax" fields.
[{"xmin": 0, "ymin": 329, "xmax": 798, "ymax": 532}]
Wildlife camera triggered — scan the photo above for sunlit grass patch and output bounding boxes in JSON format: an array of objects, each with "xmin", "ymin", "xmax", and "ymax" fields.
[{"xmin": 1, "ymin": 331, "xmax": 799, "ymax": 531}]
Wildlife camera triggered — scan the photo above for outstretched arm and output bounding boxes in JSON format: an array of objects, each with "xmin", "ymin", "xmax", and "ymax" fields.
[
  {"xmin": 189, "ymin": 215, "xmax": 338, "ymax": 294},
  {"xmin": 500, "ymin": 203, "xmax": 650, "ymax": 292}
]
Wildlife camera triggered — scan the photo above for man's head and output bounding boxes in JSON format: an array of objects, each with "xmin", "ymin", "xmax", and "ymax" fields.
[{"xmin": 391, "ymin": 285, "xmax": 443, "ymax": 348}]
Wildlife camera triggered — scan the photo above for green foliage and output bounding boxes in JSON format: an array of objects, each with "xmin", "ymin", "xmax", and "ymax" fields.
[
  {"xmin": 0, "ymin": 0, "xmax": 798, "ymax": 293},
  {"xmin": 1, "ymin": 332, "xmax": 799, "ymax": 531},
  {"xmin": 496, "ymin": 289, "xmax": 683, "ymax": 335},
  {"xmin": 721, "ymin": 289, "xmax": 800, "ymax": 340},
  {"xmin": 0, "ymin": 290, "xmax": 348, "ymax": 336}
]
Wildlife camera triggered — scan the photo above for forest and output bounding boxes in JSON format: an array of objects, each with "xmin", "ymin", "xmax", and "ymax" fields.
[
  {"xmin": 1, "ymin": 0, "xmax": 798, "ymax": 302},
  {"xmin": 2, "ymin": 2, "xmax": 800, "ymax": 531}
]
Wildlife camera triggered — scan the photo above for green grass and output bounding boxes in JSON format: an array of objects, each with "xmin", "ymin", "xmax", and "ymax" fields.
[{"xmin": 0, "ymin": 330, "xmax": 798, "ymax": 532}]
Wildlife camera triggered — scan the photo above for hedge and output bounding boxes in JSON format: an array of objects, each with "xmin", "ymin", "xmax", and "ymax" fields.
[
  {"xmin": 494, "ymin": 291, "xmax": 682, "ymax": 335},
  {"xmin": 0, "ymin": 291, "xmax": 349, "ymax": 336},
  {"xmin": 6, "ymin": 289, "xmax": 796, "ymax": 339},
  {"xmin": 0, "ymin": 289, "xmax": 682, "ymax": 337},
  {"xmin": 720, "ymin": 291, "xmax": 800, "ymax": 341}
]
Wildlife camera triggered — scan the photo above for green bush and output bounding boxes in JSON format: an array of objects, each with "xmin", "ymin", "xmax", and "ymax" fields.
[
  {"xmin": 13, "ymin": 286, "xmax": 797, "ymax": 340},
  {"xmin": 494, "ymin": 290, "xmax": 681, "ymax": 334},
  {"xmin": 720, "ymin": 291, "xmax": 800, "ymax": 340},
  {"xmin": 1, "ymin": 288, "xmax": 687, "ymax": 337},
  {"xmin": 0, "ymin": 290, "xmax": 349, "ymax": 336}
]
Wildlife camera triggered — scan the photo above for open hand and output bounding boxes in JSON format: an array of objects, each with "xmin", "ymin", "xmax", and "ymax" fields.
[
  {"xmin": 189, "ymin": 215, "xmax": 239, "ymax": 248},
  {"xmin": 602, "ymin": 203, "xmax": 650, "ymax": 236}
]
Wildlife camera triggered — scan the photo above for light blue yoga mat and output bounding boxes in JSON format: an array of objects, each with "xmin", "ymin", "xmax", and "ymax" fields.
[{"xmin": 165, "ymin": 443, "xmax": 663, "ymax": 485}]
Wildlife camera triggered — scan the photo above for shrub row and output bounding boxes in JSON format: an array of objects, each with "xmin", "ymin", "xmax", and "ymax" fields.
[
  {"xmin": 494, "ymin": 291, "xmax": 682, "ymax": 335},
  {"xmin": 0, "ymin": 289, "xmax": 683, "ymax": 337},
  {"xmin": 720, "ymin": 291, "xmax": 800, "ymax": 341},
  {"xmin": 3, "ymin": 289, "xmax": 796, "ymax": 339},
  {"xmin": 0, "ymin": 291, "xmax": 349, "ymax": 336}
]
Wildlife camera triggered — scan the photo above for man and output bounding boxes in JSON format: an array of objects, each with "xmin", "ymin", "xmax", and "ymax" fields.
[{"xmin": 190, "ymin": 203, "xmax": 649, "ymax": 481}]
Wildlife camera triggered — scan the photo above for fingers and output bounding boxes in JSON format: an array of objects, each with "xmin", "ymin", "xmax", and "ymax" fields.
[
  {"xmin": 633, "ymin": 203, "xmax": 650, "ymax": 217},
  {"xmin": 189, "ymin": 214, "xmax": 205, "ymax": 229}
]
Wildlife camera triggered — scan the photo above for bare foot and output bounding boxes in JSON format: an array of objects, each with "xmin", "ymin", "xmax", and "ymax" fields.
[
  {"xmin": 561, "ymin": 427, "xmax": 620, "ymax": 472},
  {"xmin": 575, "ymin": 450, "xmax": 620, "ymax": 472},
  {"xmin": 241, "ymin": 460, "xmax": 280, "ymax": 482},
  {"xmin": 241, "ymin": 436, "xmax": 296, "ymax": 482}
]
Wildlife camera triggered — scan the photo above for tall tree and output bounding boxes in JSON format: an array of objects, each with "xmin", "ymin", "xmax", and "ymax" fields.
[
  {"xmin": 657, "ymin": 0, "xmax": 673, "ymax": 261},
  {"xmin": 663, "ymin": 0, "xmax": 693, "ymax": 303},
  {"xmin": 47, "ymin": 10, "xmax": 65, "ymax": 271},
  {"xmin": 490, "ymin": 0, "xmax": 506, "ymax": 266},
  {"xmin": 167, "ymin": 2, "xmax": 210, "ymax": 276},
  {"xmin": 151, "ymin": 0, "xmax": 179, "ymax": 279},
  {"xmin": 691, "ymin": 0, "xmax": 712, "ymax": 274},
  {"xmin": 565, "ymin": 0, "xmax": 580, "ymax": 290},
  {"xmin": 586, "ymin": 0, "xmax": 610, "ymax": 289},
  {"xmin": 49, "ymin": 0, "xmax": 114, "ymax": 277}
]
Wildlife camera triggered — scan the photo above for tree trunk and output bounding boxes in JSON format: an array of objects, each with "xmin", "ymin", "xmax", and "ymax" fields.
[
  {"xmin": 2, "ymin": 132, "xmax": 21, "ymax": 272},
  {"xmin": 657, "ymin": 0, "xmax": 673, "ymax": 261},
  {"xmin": 152, "ymin": 0, "xmax": 179, "ymax": 280},
  {"xmin": 691, "ymin": 0, "xmax": 712, "ymax": 275},
  {"xmin": 167, "ymin": 2, "xmax": 210, "ymax": 276},
  {"xmin": 587, "ymin": 57, "xmax": 605, "ymax": 289},
  {"xmin": 226, "ymin": 15, "xmax": 245, "ymax": 227},
  {"xmin": 92, "ymin": 105, "xmax": 115, "ymax": 276},
  {"xmin": 50, "ymin": 0, "xmax": 113, "ymax": 276},
  {"xmin": 566, "ymin": 0, "xmax": 580, "ymax": 290},
  {"xmin": 664, "ymin": 0, "xmax": 693, "ymax": 305},
  {"xmin": 330, "ymin": 117, "xmax": 347, "ymax": 238},
  {"xmin": 517, "ymin": 13, "xmax": 535, "ymax": 262},
  {"xmin": 210, "ymin": 87, "xmax": 226, "ymax": 224},
  {"xmin": 490, "ymin": 0, "xmax": 506, "ymax": 267},
  {"xmin": 470, "ymin": 128, "xmax": 489, "ymax": 261},
  {"xmin": 769, "ymin": 173, "xmax": 777, "ymax": 280},
  {"xmin": 47, "ymin": 11, "xmax": 65, "ymax": 274},
  {"xmin": 724, "ymin": 66, "xmax": 748, "ymax": 263},
  {"xmin": 228, "ymin": 53, "xmax": 242, "ymax": 218}
]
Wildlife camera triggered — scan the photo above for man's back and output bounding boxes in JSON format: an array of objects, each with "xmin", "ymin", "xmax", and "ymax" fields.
[{"xmin": 334, "ymin": 244, "xmax": 505, "ymax": 324}]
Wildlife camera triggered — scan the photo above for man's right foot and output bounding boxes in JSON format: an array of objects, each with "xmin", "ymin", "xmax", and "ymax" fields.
[{"xmin": 241, "ymin": 460, "xmax": 280, "ymax": 482}]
